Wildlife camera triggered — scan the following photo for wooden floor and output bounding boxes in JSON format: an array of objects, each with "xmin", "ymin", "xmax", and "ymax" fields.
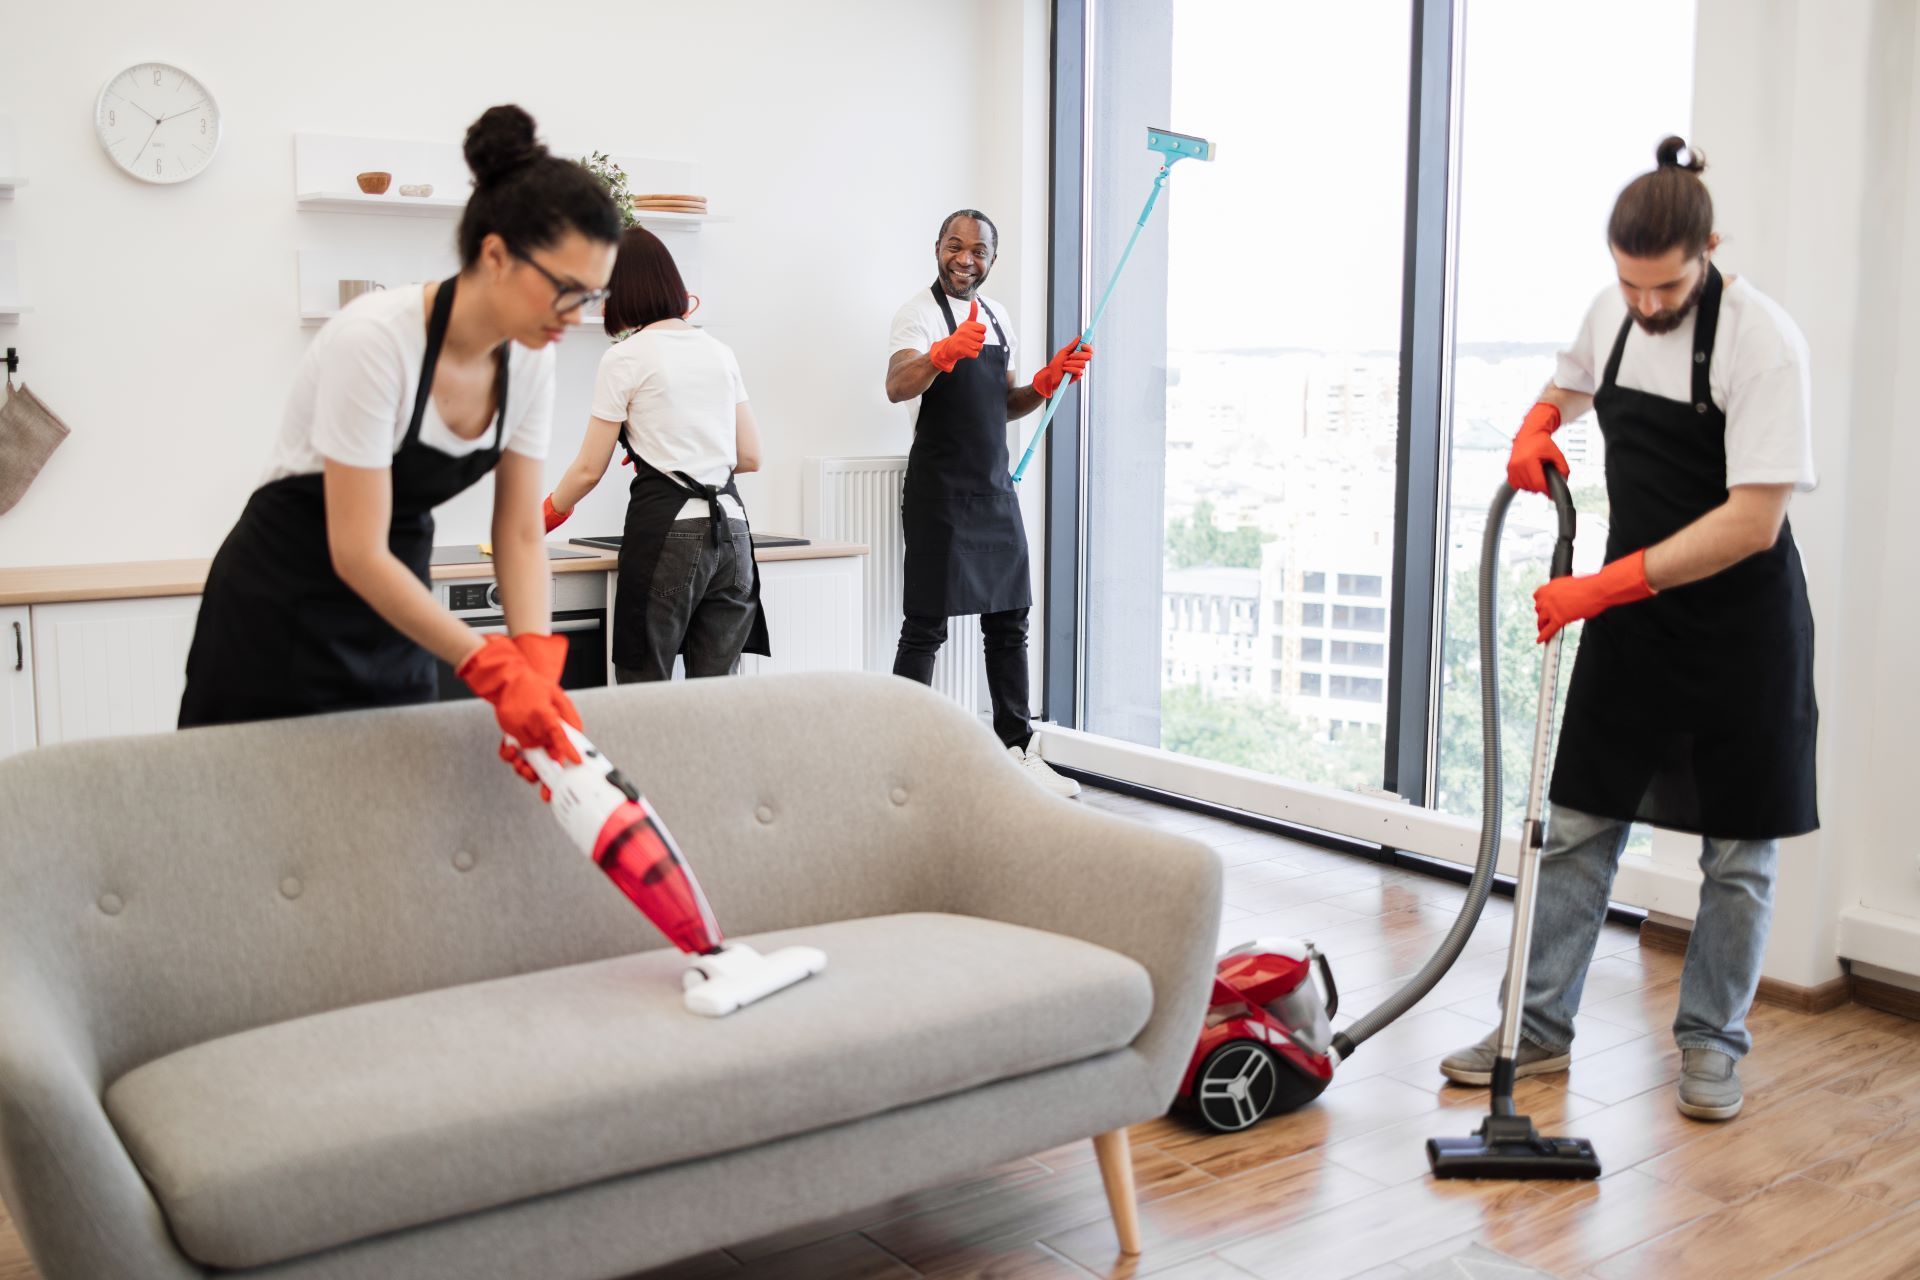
[{"xmin": 5, "ymin": 785, "xmax": 1917, "ymax": 1279}]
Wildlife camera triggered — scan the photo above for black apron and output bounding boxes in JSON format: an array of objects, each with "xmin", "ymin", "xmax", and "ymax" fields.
[
  {"xmin": 611, "ymin": 438, "xmax": 770, "ymax": 673},
  {"xmin": 1550, "ymin": 265, "xmax": 1819, "ymax": 839},
  {"xmin": 901, "ymin": 285, "xmax": 1032, "ymax": 618},
  {"xmin": 180, "ymin": 276, "xmax": 507, "ymax": 727}
]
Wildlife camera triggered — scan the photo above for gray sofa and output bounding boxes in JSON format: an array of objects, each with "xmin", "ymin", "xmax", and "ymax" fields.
[{"xmin": 0, "ymin": 672, "xmax": 1221, "ymax": 1279}]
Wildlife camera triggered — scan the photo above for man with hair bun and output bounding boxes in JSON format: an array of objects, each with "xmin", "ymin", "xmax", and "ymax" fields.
[{"xmin": 1439, "ymin": 137, "xmax": 1819, "ymax": 1123}]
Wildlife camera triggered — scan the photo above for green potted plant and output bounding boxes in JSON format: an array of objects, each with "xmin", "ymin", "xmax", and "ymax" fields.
[{"xmin": 579, "ymin": 152, "xmax": 639, "ymax": 229}]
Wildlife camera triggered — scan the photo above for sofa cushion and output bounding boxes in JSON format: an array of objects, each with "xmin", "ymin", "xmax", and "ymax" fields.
[{"xmin": 104, "ymin": 912, "xmax": 1153, "ymax": 1270}]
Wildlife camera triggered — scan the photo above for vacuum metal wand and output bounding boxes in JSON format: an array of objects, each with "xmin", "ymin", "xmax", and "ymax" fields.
[{"xmin": 1428, "ymin": 468, "xmax": 1600, "ymax": 1178}]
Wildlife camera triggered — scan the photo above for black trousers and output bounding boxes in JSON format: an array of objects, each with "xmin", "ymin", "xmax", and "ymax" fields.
[{"xmin": 892, "ymin": 608, "xmax": 1031, "ymax": 749}]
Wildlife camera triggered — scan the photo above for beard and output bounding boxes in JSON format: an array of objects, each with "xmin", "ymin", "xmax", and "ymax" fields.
[
  {"xmin": 940, "ymin": 262, "xmax": 989, "ymax": 298},
  {"xmin": 1634, "ymin": 264, "xmax": 1709, "ymax": 335}
]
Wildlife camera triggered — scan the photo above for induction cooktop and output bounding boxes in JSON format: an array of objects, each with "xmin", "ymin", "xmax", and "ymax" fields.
[
  {"xmin": 569, "ymin": 533, "xmax": 812, "ymax": 552},
  {"xmin": 429, "ymin": 544, "xmax": 603, "ymax": 566}
]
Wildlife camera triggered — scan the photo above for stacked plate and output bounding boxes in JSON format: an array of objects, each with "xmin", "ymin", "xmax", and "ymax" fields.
[{"xmin": 634, "ymin": 193, "xmax": 709, "ymax": 216}]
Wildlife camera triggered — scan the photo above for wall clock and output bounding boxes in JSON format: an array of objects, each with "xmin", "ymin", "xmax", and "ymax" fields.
[{"xmin": 94, "ymin": 62, "xmax": 221, "ymax": 184}]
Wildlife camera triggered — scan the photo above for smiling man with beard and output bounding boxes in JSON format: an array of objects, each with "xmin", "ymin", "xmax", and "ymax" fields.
[
  {"xmin": 884, "ymin": 209, "xmax": 1093, "ymax": 797},
  {"xmin": 1439, "ymin": 138, "xmax": 1820, "ymax": 1124}
]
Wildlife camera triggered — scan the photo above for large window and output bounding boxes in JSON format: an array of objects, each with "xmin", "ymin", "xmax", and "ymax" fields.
[
  {"xmin": 1432, "ymin": 0, "xmax": 1696, "ymax": 830},
  {"xmin": 1052, "ymin": 0, "xmax": 1696, "ymax": 864},
  {"xmin": 1080, "ymin": 0, "xmax": 1411, "ymax": 790}
]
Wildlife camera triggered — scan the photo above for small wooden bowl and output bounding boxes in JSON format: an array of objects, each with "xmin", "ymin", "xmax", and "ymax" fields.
[{"xmin": 356, "ymin": 171, "xmax": 393, "ymax": 195}]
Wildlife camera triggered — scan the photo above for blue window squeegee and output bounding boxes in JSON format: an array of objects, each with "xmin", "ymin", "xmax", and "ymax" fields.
[{"xmin": 1011, "ymin": 126, "xmax": 1215, "ymax": 483}]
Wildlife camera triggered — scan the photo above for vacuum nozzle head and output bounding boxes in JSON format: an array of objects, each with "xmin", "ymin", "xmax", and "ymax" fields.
[{"xmin": 1148, "ymin": 127, "xmax": 1215, "ymax": 164}]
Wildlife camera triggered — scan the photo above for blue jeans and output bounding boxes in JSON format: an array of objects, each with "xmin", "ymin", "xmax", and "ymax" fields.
[{"xmin": 1502, "ymin": 805, "xmax": 1778, "ymax": 1060}]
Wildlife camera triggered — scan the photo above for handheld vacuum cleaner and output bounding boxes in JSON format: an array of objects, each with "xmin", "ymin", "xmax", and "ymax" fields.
[
  {"xmin": 1185, "ymin": 472, "xmax": 1600, "ymax": 1181},
  {"xmin": 515, "ymin": 725, "xmax": 826, "ymax": 1017},
  {"xmin": 1010, "ymin": 126, "xmax": 1215, "ymax": 484}
]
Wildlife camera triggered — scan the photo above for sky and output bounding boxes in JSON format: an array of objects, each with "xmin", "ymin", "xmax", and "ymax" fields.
[{"xmin": 1142, "ymin": 0, "xmax": 1698, "ymax": 353}]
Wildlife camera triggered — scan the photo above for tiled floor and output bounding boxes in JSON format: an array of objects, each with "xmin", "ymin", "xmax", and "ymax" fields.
[{"xmin": 4, "ymin": 785, "xmax": 1915, "ymax": 1279}]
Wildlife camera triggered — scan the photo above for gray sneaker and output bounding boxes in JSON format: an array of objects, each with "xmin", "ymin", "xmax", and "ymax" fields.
[
  {"xmin": 1439, "ymin": 1029, "xmax": 1571, "ymax": 1086},
  {"xmin": 1677, "ymin": 1048, "xmax": 1743, "ymax": 1120}
]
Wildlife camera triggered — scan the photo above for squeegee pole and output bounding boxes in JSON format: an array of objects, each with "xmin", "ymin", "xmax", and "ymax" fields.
[{"xmin": 1012, "ymin": 165, "xmax": 1171, "ymax": 483}]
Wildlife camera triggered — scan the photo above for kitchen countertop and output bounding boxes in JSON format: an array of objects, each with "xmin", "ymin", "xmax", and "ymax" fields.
[{"xmin": 0, "ymin": 539, "xmax": 868, "ymax": 606}]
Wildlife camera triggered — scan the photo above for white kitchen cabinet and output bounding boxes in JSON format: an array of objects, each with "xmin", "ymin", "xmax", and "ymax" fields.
[
  {"xmin": 31, "ymin": 596, "xmax": 202, "ymax": 747},
  {"xmin": 0, "ymin": 606, "xmax": 34, "ymax": 760},
  {"xmin": 740, "ymin": 556, "xmax": 864, "ymax": 677},
  {"xmin": 603, "ymin": 556, "xmax": 866, "ymax": 680}
]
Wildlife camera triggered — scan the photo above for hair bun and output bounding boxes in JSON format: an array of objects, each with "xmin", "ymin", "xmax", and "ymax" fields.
[
  {"xmin": 464, "ymin": 105, "xmax": 546, "ymax": 186},
  {"xmin": 1656, "ymin": 135, "xmax": 1707, "ymax": 174}
]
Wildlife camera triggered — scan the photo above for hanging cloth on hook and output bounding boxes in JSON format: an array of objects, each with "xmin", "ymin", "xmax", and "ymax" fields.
[{"xmin": 0, "ymin": 358, "xmax": 72, "ymax": 516}]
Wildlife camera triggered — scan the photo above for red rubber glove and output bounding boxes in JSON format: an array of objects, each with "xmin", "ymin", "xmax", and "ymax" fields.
[
  {"xmin": 928, "ymin": 299, "xmax": 987, "ymax": 372},
  {"xmin": 542, "ymin": 494, "xmax": 571, "ymax": 534},
  {"xmin": 1032, "ymin": 339, "xmax": 1094, "ymax": 399},
  {"xmin": 489, "ymin": 632, "xmax": 581, "ymax": 797},
  {"xmin": 457, "ymin": 635, "xmax": 584, "ymax": 783},
  {"xmin": 1534, "ymin": 550, "xmax": 1655, "ymax": 642},
  {"xmin": 1508, "ymin": 402, "xmax": 1570, "ymax": 494}
]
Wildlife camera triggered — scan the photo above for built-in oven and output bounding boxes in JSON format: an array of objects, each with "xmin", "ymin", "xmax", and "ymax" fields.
[{"xmin": 432, "ymin": 567, "xmax": 609, "ymax": 700}]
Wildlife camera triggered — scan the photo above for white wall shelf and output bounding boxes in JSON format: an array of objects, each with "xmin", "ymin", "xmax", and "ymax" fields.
[
  {"xmin": 0, "ymin": 118, "xmax": 21, "ymax": 198},
  {"xmin": 292, "ymin": 134, "xmax": 721, "ymax": 225},
  {"xmin": 299, "ymin": 307, "xmax": 609, "ymax": 330},
  {"xmin": 296, "ymin": 190, "xmax": 467, "ymax": 218},
  {"xmin": 0, "ymin": 241, "xmax": 26, "ymax": 321},
  {"xmin": 296, "ymin": 189, "xmax": 725, "ymax": 228},
  {"xmin": 292, "ymin": 137, "xmax": 722, "ymax": 328}
]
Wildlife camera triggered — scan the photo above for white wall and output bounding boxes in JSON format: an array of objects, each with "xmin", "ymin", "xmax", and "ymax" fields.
[
  {"xmin": 0, "ymin": 0, "xmax": 1051, "ymax": 568},
  {"xmin": 1694, "ymin": 0, "xmax": 1920, "ymax": 985}
]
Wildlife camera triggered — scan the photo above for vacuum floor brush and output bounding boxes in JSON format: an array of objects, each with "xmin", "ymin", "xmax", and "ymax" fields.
[
  {"xmin": 1011, "ymin": 126, "xmax": 1214, "ymax": 483},
  {"xmin": 1426, "ymin": 469, "xmax": 1601, "ymax": 1180},
  {"xmin": 516, "ymin": 725, "xmax": 826, "ymax": 1017}
]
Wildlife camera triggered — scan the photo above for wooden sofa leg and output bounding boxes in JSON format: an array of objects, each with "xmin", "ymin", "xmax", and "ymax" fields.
[{"xmin": 1092, "ymin": 1128, "xmax": 1143, "ymax": 1255}]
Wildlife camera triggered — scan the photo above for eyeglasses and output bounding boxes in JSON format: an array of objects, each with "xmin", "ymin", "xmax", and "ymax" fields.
[{"xmin": 510, "ymin": 247, "xmax": 611, "ymax": 314}]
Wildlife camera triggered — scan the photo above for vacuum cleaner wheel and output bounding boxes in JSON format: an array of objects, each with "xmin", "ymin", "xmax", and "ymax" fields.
[{"xmin": 1194, "ymin": 1041, "xmax": 1281, "ymax": 1132}]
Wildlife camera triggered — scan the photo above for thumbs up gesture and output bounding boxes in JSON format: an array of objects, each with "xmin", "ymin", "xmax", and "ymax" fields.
[{"xmin": 928, "ymin": 298, "xmax": 989, "ymax": 372}]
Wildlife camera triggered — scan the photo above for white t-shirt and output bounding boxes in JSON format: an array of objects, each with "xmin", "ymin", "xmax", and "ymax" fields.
[
  {"xmin": 262, "ymin": 285, "xmax": 554, "ymax": 484},
  {"xmin": 1553, "ymin": 276, "xmax": 1816, "ymax": 491},
  {"xmin": 888, "ymin": 288, "xmax": 1018, "ymax": 429},
  {"xmin": 591, "ymin": 325, "xmax": 749, "ymax": 520}
]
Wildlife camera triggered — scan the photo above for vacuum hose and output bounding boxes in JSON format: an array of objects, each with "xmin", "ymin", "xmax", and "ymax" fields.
[{"xmin": 1331, "ymin": 470, "xmax": 1575, "ymax": 1061}]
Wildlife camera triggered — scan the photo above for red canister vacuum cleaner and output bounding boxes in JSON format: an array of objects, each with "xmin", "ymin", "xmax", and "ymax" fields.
[
  {"xmin": 514, "ymin": 725, "xmax": 826, "ymax": 1016},
  {"xmin": 1180, "ymin": 473, "xmax": 1600, "ymax": 1180}
]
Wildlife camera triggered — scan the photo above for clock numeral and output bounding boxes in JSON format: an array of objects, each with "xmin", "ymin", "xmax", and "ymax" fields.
[
  {"xmin": 108, "ymin": 109, "xmax": 116, "ymax": 127},
  {"xmin": 152, "ymin": 69, "xmax": 163, "ymax": 86},
  {"xmin": 200, "ymin": 118, "xmax": 207, "ymax": 135},
  {"xmin": 155, "ymin": 158, "xmax": 163, "ymax": 176}
]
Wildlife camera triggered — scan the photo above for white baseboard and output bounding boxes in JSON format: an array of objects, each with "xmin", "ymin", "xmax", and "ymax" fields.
[
  {"xmin": 1838, "ymin": 907, "xmax": 1920, "ymax": 982},
  {"xmin": 1035, "ymin": 725, "xmax": 1703, "ymax": 918}
]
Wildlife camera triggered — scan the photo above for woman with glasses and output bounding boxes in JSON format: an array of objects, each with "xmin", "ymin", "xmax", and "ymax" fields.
[
  {"xmin": 542, "ymin": 227, "xmax": 768, "ymax": 681},
  {"xmin": 181, "ymin": 105, "xmax": 619, "ymax": 777}
]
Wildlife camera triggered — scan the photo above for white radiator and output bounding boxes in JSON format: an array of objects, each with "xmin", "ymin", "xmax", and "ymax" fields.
[{"xmin": 803, "ymin": 456, "xmax": 984, "ymax": 714}]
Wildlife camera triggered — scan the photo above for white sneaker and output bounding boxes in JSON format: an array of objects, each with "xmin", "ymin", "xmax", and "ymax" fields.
[{"xmin": 1011, "ymin": 737, "xmax": 1080, "ymax": 798}]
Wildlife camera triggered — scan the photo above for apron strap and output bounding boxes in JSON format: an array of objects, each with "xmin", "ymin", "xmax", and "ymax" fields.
[
  {"xmin": 1690, "ymin": 264, "xmax": 1724, "ymax": 416},
  {"xmin": 1601, "ymin": 310, "xmax": 1633, "ymax": 394},
  {"xmin": 404, "ymin": 275, "xmax": 510, "ymax": 453},
  {"xmin": 632, "ymin": 453, "xmax": 738, "ymax": 548},
  {"xmin": 930, "ymin": 284, "xmax": 1009, "ymax": 347},
  {"xmin": 673, "ymin": 468, "xmax": 737, "ymax": 549},
  {"xmin": 403, "ymin": 277, "xmax": 458, "ymax": 449},
  {"xmin": 1599, "ymin": 261, "xmax": 1726, "ymax": 404}
]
